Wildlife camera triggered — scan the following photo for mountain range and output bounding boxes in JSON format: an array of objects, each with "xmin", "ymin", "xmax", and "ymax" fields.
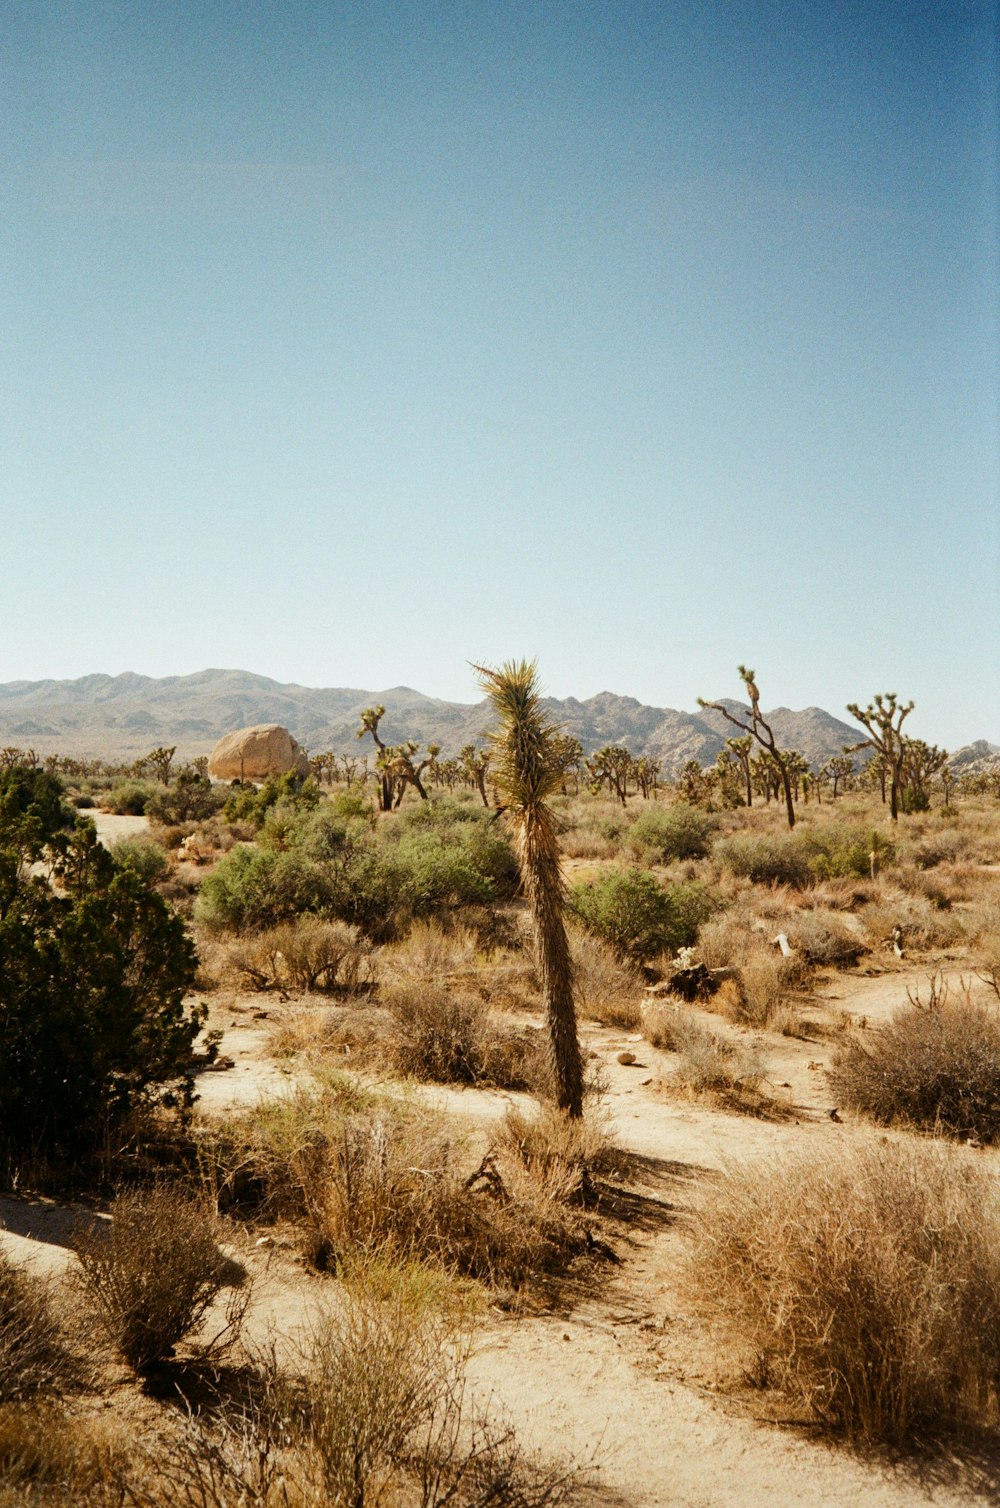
[{"xmin": 2, "ymin": 667, "xmax": 972, "ymax": 773}]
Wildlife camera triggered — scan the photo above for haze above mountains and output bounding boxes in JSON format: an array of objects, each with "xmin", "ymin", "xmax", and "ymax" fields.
[{"xmin": 4, "ymin": 668, "xmax": 995, "ymax": 773}]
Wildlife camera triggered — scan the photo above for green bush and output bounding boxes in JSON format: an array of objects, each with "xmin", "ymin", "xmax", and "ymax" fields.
[
  {"xmin": 222, "ymin": 772, "xmax": 320, "ymax": 831},
  {"xmin": 0, "ymin": 767, "xmax": 75, "ymax": 861},
  {"xmin": 194, "ymin": 844, "xmax": 334, "ymax": 933},
  {"xmin": 0, "ymin": 823, "xmax": 201, "ymax": 1161},
  {"xmin": 108, "ymin": 834, "xmax": 169, "ymax": 884},
  {"xmin": 629, "ymin": 804, "xmax": 715, "ymax": 862},
  {"xmin": 570, "ymin": 868, "xmax": 716, "ymax": 962},
  {"xmin": 715, "ymin": 833, "xmax": 813, "ymax": 887},
  {"xmin": 103, "ymin": 779, "xmax": 158, "ymax": 816},
  {"xmin": 146, "ymin": 768, "xmax": 225, "ymax": 826},
  {"xmin": 808, "ymin": 825, "xmax": 893, "ymax": 882}
]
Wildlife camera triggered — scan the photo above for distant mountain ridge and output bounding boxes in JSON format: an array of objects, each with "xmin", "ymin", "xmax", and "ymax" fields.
[{"xmin": 0, "ymin": 668, "xmax": 921, "ymax": 773}]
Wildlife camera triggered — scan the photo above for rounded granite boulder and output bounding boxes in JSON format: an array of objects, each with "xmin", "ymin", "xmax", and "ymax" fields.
[{"xmin": 207, "ymin": 724, "xmax": 310, "ymax": 782}]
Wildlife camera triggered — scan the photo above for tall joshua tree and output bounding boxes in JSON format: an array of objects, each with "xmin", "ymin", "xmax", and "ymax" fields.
[
  {"xmin": 699, "ymin": 666, "xmax": 797, "ymax": 829},
  {"xmin": 846, "ymin": 693, "xmax": 914, "ymax": 822},
  {"xmin": 475, "ymin": 659, "xmax": 584, "ymax": 1118}
]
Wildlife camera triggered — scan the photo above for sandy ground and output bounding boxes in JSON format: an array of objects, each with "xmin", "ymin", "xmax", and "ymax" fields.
[{"xmin": 5, "ymin": 936, "xmax": 1000, "ymax": 1504}]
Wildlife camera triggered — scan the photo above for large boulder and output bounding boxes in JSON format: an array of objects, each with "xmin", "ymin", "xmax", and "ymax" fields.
[{"xmin": 208, "ymin": 724, "xmax": 309, "ymax": 782}]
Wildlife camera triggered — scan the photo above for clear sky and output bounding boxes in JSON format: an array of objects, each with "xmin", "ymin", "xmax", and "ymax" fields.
[{"xmin": 2, "ymin": 1, "xmax": 997, "ymax": 746}]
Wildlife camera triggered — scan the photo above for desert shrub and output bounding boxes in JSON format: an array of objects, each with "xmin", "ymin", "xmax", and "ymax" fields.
[
  {"xmin": 860, "ymin": 890, "xmax": 964, "ymax": 951},
  {"xmin": 0, "ymin": 1254, "xmax": 76, "ymax": 1403},
  {"xmin": 108, "ymin": 834, "xmax": 169, "ymax": 884},
  {"xmin": 381, "ymin": 983, "xmax": 543, "ymax": 1090},
  {"xmin": 103, "ymin": 779, "xmax": 158, "ymax": 816},
  {"xmin": 225, "ymin": 917, "xmax": 375, "ymax": 995},
  {"xmin": 665, "ymin": 1016, "xmax": 769, "ymax": 1112},
  {"xmin": 75, "ymin": 1187, "xmax": 246, "ymax": 1374},
  {"xmin": 783, "ymin": 909, "xmax": 864, "ymax": 966},
  {"xmin": 628, "ymin": 804, "xmax": 715, "ymax": 863},
  {"xmin": 223, "ymin": 771, "xmax": 321, "ymax": 831},
  {"xmin": 829, "ymin": 979, "xmax": 1000, "ymax": 1140},
  {"xmin": 570, "ymin": 868, "xmax": 716, "ymax": 963},
  {"xmin": 715, "ymin": 833, "xmax": 813, "ymax": 888},
  {"xmin": 194, "ymin": 844, "xmax": 334, "ymax": 933},
  {"xmin": 686, "ymin": 1138, "xmax": 1000, "ymax": 1444},
  {"xmin": 0, "ymin": 823, "xmax": 201, "ymax": 1162},
  {"xmin": 569, "ymin": 929, "xmax": 642, "ymax": 1027},
  {"xmin": 146, "ymin": 768, "xmax": 225, "ymax": 826},
  {"xmin": 199, "ymin": 1085, "xmax": 593, "ymax": 1290},
  {"xmin": 807, "ymin": 824, "xmax": 893, "ymax": 882},
  {"xmin": 733, "ymin": 952, "xmax": 798, "ymax": 1029},
  {"xmin": 0, "ymin": 767, "xmax": 75, "ymax": 861}
]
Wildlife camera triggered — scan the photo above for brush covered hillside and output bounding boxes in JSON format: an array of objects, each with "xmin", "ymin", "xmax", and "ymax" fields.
[{"xmin": 0, "ymin": 668, "xmax": 868, "ymax": 769}]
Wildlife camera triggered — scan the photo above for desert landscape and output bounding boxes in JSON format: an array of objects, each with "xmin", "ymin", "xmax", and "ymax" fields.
[{"xmin": 3, "ymin": 667, "xmax": 1000, "ymax": 1506}]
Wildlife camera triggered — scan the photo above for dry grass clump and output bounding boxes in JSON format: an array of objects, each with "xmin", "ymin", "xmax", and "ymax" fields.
[
  {"xmin": 384, "ymin": 919, "xmax": 541, "ymax": 1014},
  {"xmin": 222, "ymin": 918, "xmax": 376, "ymax": 995},
  {"xmin": 199, "ymin": 1083, "xmax": 598, "ymax": 1293},
  {"xmin": 379, "ymin": 983, "xmax": 545, "ymax": 1091},
  {"xmin": 782, "ymin": 908, "xmax": 865, "ymax": 966},
  {"xmin": 569, "ymin": 929, "xmax": 642, "ymax": 1028},
  {"xmin": 660, "ymin": 1017, "xmax": 772, "ymax": 1115},
  {"xmin": 100, "ymin": 1261, "xmax": 575, "ymax": 1507},
  {"xmin": 686, "ymin": 1137, "xmax": 1000, "ymax": 1445},
  {"xmin": 0, "ymin": 1253, "xmax": 78, "ymax": 1403},
  {"xmin": 829, "ymin": 977, "xmax": 1000, "ymax": 1141},
  {"xmin": 0, "ymin": 1405, "xmax": 125, "ymax": 1506},
  {"xmin": 75, "ymin": 1187, "xmax": 248, "ymax": 1374},
  {"xmin": 860, "ymin": 889, "xmax": 964, "ymax": 952}
]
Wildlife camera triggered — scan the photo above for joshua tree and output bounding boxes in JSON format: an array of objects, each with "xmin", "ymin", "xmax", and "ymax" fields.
[
  {"xmin": 459, "ymin": 743, "xmax": 491, "ymax": 807},
  {"xmin": 823, "ymin": 753, "xmax": 855, "ymax": 799},
  {"xmin": 726, "ymin": 735, "xmax": 754, "ymax": 807},
  {"xmin": 846, "ymin": 693, "xmax": 914, "ymax": 821},
  {"xmin": 475, "ymin": 659, "xmax": 584, "ymax": 1119},
  {"xmin": 586, "ymin": 744, "xmax": 631, "ymax": 806},
  {"xmin": 699, "ymin": 667, "xmax": 797, "ymax": 829}
]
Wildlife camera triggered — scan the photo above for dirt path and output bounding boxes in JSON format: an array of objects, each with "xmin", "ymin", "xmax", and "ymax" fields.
[{"xmin": 6, "ymin": 983, "xmax": 1000, "ymax": 1505}]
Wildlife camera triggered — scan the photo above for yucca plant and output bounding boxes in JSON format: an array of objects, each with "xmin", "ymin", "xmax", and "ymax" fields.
[{"xmin": 475, "ymin": 659, "xmax": 584, "ymax": 1117}]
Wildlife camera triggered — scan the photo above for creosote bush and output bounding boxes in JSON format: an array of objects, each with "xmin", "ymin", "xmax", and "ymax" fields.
[
  {"xmin": 570, "ymin": 868, "xmax": 715, "ymax": 963},
  {"xmin": 686, "ymin": 1138, "xmax": 1000, "ymax": 1445},
  {"xmin": 75, "ymin": 1187, "xmax": 246, "ymax": 1374},
  {"xmin": 627, "ymin": 803, "xmax": 715, "ymax": 863},
  {"xmin": 829, "ymin": 977, "xmax": 1000, "ymax": 1141}
]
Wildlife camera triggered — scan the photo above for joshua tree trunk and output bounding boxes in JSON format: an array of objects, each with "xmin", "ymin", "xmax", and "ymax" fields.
[{"xmin": 476, "ymin": 659, "xmax": 584, "ymax": 1118}]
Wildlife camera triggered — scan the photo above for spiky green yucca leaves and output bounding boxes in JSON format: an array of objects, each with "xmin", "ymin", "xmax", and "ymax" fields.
[{"xmin": 475, "ymin": 660, "xmax": 584, "ymax": 1117}]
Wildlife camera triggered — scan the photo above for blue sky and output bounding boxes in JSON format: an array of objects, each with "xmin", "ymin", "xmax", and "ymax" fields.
[{"xmin": 2, "ymin": 1, "xmax": 997, "ymax": 745}]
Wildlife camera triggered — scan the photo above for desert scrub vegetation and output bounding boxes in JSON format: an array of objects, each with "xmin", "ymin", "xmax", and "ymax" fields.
[
  {"xmin": 0, "ymin": 810, "xmax": 204, "ymax": 1172},
  {"xmin": 0, "ymin": 1251, "xmax": 79, "ymax": 1403},
  {"xmin": 829, "ymin": 976, "xmax": 1000, "ymax": 1141},
  {"xmin": 75, "ymin": 1186, "xmax": 248, "ymax": 1374},
  {"xmin": 220, "ymin": 917, "xmax": 376, "ymax": 995},
  {"xmin": 686, "ymin": 1137, "xmax": 1000, "ymax": 1446},
  {"xmin": 626, "ymin": 803, "xmax": 715, "ymax": 864},
  {"xmin": 651, "ymin": 1013, "xmax": 773, "ymax": 1115},
  {"xmin": 198, "ymin": 1079, "xmax": 607, "ymax": 1293},
  {"xmin": 195, "ymin": 792, "xmax": 519, "ymax": 942},
  {"xmin": 378, "ymin": 983, "xmax": 544, "ymax": 1090},
  {"xmin": 568, "ymin": 928, "xmax": 642, "ymax": 1028},
  {"xmin": 569, "ymin": 867, "xmax": 716, "ymax": 964}
]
